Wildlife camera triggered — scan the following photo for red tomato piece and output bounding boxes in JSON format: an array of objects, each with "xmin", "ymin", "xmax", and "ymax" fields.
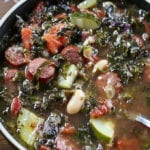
[
  {"xmin": 4, "ymin": 69, "xmax": 18, "ymax": 83},
  {"xmin": 21, "ymin": 27, "xmax": 33, "ymax": 50},
  {"xmin": 10, "ymin": 97, "xmax": 22, "ymax": 117},
  {"xmin": 90, "ymin": 104, "xmax": 108, "ymax": 118},
  {"xmin": 5, "ymin": 45, "xmax": 30, "ymax": 66},
  {"xmin": 40, "ymin": 146, "xmax": 51, "ymax": 150},
  {"xmin": 70, "ymin": 4, "xmax": 79, "ymax": 12},
  {"xmin": 54, "ymin": 13, "xmax": 67, "ymax": 20},
  {"xmin": 132, "ymin": 35, "xmax": 144, "ymax": 48},
  {"xmin": 93, "ymin": 8, "xmax": 105, "ymax": 19},
  {"xmin": 60, "ymin": 123, "xmax": 75, "ymax": 135},
  {"xmin": 117, "ymin": 138, "xmax": 140, "ymax": 150}
]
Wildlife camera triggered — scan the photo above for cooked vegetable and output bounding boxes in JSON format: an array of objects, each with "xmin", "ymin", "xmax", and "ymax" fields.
[
  {"xmin": 0, "ymin": 0, "xmax": 150, "ymax": 149},
  {"xmin": 78, "ymin": 0, "xmax": 97, "ymax": 10},
  {"xmin": 17, "ymin": 108, "xmax": 44, "ymax": 146},
  {"xmin": 70, "ymin": 12, "xmax": 99, "ymax": 29},
  {"xmin": 90, "ymin": 118, "xmax": 115, "ymax": 144},
  {"xmin": 67, "ymin": 89, "xmax": 86, "ymax": 114},
  {"xmin": 58, "ymin": 64, "xmax": 78, "ymax": 89}
]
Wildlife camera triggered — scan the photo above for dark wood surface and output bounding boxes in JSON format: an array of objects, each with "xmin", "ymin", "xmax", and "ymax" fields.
[{"xmin": 0, "ymin": 2, "xmax": 19, "ymax": 150}]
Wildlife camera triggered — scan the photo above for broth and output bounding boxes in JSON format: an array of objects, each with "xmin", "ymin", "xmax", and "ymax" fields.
[{"xmin": 0, "ymin": 0, "xmax": 150, "ymax": 150}]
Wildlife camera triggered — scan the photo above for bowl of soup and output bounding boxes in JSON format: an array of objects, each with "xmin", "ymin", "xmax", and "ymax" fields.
[{"xmin": 0, "ymin": 0, "xmax": 150, "ymax": 150}]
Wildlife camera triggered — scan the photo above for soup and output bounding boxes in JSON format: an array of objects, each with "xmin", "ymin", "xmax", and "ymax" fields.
[{"xmin": 0, "ymin": 0, "xmax": 150, "ymax": 149}]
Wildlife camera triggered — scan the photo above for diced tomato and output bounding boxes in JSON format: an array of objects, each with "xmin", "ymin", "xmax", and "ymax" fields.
[
  {"xmin": 60, "ymin": 123, "xmax": 75, "ymax": 135},
  {"xmin": 93, "ymin": 8, "xmax": 105, "ymax": 19},
  {"xmin": 70, "ymin": 4, "xmax": 79, "ymax": 12},
  {"xmin": 132, "ymin": 35, "xmax": 144, "ymax": 48},
  {"xmin": 54, "ymin": 13, "xmax": 67, "ymax": 20},
  {"xmin": 49, "ymin": 23, "xmax": 66, "ymax": 35},
  {"xmin": 21, "ymin": 27, "xmax": 33, "ymax": 50},
  {"xmin": 90, "ymin": 104, "xmax": 108, "ymax": 118},
  {"xmin": 117, "ymin": 138, "xmax": 140, "ymax": 150},
  {"xmin": 40, "ymin": 145, "xmax": 51, "ymax": 150},
  {"xmin": 4, "ymin": 69, "xmax": 18, "ymax": 83},
  {"xmin": 10, "ymin": 97, "xmax": 22, "ymax": 117}
]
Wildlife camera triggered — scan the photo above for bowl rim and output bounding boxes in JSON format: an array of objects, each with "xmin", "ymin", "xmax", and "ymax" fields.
[{"xmin": 0, "ymin": 1, "xmax": 28, "ymax": 150}]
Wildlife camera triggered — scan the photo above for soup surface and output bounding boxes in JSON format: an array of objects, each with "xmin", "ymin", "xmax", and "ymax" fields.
[{"xmin": 0, "ymin": 0, "xmax": 150, "ymax": 150}]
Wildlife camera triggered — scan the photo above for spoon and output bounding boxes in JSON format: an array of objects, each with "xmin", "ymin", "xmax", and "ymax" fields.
[{"xmin": 125, "ymin": 111, "xmax": 150, "ymax": 128}]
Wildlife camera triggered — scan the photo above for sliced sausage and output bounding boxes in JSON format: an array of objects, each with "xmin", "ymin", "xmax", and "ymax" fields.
[
  {"xmin": 55, "ymin": 135, "xmax": 80, "ymax": 150},
  {"xmin": 61, "ymin": 45, "xmax": 82, "ymax": 64},
  {"xmin": 117, "ymin": 138, "xmax": 140, "ymax": 150},
  {"xmin": 5, "ymin": 45, "xmax": 30, "ymax": 66},
  {"xmin": 96, "ymin": 72, "xmax": 122, "ymax": 99},
  {"xmin": 25, "ymin": 57, "xmax": 47, "ymax": 80},
  {"xmin": 142, "ymin": 66, "xmax": 150, "ymax": 83},
  {"xmin": 26, "ymin": 57, "xmax": 55, "ymax": 83},
  {"xmin": 39, "ymin": 63, "xmax": 55, "ymax": 83}
]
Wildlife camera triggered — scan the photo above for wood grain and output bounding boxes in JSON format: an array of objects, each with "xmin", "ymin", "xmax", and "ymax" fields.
[{"xmin": 0, "ymin": 133, "xmax": 16, "ymax": 150}]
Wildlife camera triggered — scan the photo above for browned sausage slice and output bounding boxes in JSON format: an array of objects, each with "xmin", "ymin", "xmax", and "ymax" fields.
[
  {"xmin": 39, "ymin": 63, "xmax": 55, "ymax": 83},
  {"xmin": 61, "ymin": 45, "xmax": 82, "ymax": 64},
  {"xmin": 25, "ymin": 57, "xmax": 47, "ymax": 80},
  {"xmin": 5, "ymin": 45, "xmax": 30, "ymax": 66}
]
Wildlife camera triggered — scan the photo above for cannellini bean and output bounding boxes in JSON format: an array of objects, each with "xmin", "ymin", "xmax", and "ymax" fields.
[
  {"xmin": 104, "ymin": 84, "xmax": 116, "ymax": 99},
  {"xmin": 92, "ymin": 59, "xmax": 108, "ymax": 73},
  {"xmin": 67, "ymin": 90, "xmax": 86, "ymax": 114},
  {"xmin": 83, "ymin": 36, "xmax": 95, "ymax": 46}
]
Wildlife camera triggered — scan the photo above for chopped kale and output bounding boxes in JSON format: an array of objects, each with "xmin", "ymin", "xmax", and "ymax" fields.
[{"xmin": 107, "ymin": 43, "xmax": 148, "ymax": 84}]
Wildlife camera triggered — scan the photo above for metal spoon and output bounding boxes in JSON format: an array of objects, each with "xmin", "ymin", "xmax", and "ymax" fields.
[{"xmin": 125, "ymin": 111, "xmax": 150, "ymax": 128}]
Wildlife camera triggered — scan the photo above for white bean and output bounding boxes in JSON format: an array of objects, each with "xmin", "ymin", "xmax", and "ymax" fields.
[
  {"xmin": 92, "ymin": 59, "xmax": 108, "ymax": 74},
  {"xmin": 67, "ymin": 90, "xmax": 85, "ymax": 114}
]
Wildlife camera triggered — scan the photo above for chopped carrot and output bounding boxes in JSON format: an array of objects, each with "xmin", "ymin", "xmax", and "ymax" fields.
[
  {"xmin": 43, "ymin": 23, "xmax": 68, "ymax": 54},
  {"xmin": 21, "ymin": 27, "xmax": 33, "ymax": 50}
]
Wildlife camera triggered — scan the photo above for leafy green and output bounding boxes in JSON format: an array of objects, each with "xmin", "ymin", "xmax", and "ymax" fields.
[{"xmin": 107, "ymin": 44, "xmax": 146, "ymax": 84}]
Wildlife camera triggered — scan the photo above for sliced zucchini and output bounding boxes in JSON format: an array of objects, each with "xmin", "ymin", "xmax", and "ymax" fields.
[
  {"xmin": 70, "ymin": 12, "xmax": 99, "ymax": 30},
  {"xmin": 90, "ymin": 118, "xmax": 115, "ymax": 144},
  {"xmin": 17, "ymin": 108, "xmax": 44, "ymax": 146},
  {"xmin": 78, "ymin": 0, "xmax": 97, "ymax": 10},
  {"xmin": 58, "ymin": 64, "xmax": 78, "ymax": 89}
]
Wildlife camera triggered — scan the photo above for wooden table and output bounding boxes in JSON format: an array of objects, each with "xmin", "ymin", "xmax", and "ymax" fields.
[
  {"xmin": 0, "ymin": 2, "xmax": 19, "ymax": 150},
  {"xmin": 0, "ymin": 134, "xmax": 16, "ymax": 150}
]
